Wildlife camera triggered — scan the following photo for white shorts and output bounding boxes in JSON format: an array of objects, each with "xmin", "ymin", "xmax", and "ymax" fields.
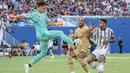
[
  {"xmin": 92, "ymin": 45, "xmax": 110, "ymax": 59},
  {"xmin": 0, "ymin": 35, "xmax": 3, "ymax": 41}
]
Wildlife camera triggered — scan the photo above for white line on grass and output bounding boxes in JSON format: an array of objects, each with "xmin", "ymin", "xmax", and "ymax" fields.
[
  {"xmin": 42, "ymin": 57, "xmax": 130, "ymax": 62},
  {"xmin": 107, "ymin": 57, "xmax": 130, "ymax": 59}
]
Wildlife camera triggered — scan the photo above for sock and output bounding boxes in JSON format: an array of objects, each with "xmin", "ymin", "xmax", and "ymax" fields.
[
  {"xmin": 28, "ymin": 63, "xmax": 32, "ymax": 67},
  {"xmin": 73, "ymin": 42, "xmax": 75, "ymax": 45},
  {"xmin": 71, "ymin": 71, "xmax": 75, "ymax": 73},
  {"xmin": 50, "ymin": 49, "xmax": 54, "ymax": 56},
  {"xmin": 90, "ymin": 61, "xmax": 98, "ymax": 71},
  {"xmin": 98, "ymin": 63, "xmax": 104, "ymax": 72}
]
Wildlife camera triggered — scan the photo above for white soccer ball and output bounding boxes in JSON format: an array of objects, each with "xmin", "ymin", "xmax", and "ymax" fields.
[{"xmin": 74, "ymin": 39, "xmax": 82, "ymax": 48}]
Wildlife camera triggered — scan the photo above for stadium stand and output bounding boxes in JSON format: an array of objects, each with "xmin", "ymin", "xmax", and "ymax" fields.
[
  {"xmin": 0, "ymin": 0, "xmax": 130, "ymax": 56},
  {"xmin": 0, "ymin": 0, "xmax": 130, "ymax": 26}
]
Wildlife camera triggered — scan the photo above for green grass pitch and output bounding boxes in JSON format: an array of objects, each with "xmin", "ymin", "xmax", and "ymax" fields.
[{"xmin": 0, "ymin": 54, "xmax": 130, "ymax": 73}]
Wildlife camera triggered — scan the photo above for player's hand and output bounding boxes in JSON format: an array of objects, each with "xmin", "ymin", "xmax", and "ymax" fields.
[
  {"xmin": 6, "ymin": 14, "xmax": 16, "ymax": 19},
  {"xmin": 103, "ymin": 40, "xmax": 108, "ymax": 46},
  {"xmin": 73, "ymin": 34, "xmax": 78, "ymax": 39},
  {"xmin": 88, "ymin": 24, "xmax": 94, "ymax": 31}
]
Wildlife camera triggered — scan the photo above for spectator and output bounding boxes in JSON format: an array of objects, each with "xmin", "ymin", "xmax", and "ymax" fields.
[
  {"xmin": 0, "ymin": 1, "xmax": 2, "ymax": 10},
  {"xmin": 48, "ymin": 39, "xmax": 54, "ymax": 56},
  {"xmin": 22, "ymin": 40, "xmax": 28, "ymax": 48},
  {"xmin": 52, "ymin": 38, "xmax": 58, "ymax": 55},
  {"xmin": 11, "ymin": 45, "xmax": 25, "ymax": 56},
  {"xmin": 11, "ymin": 46, "xmax": 19, "ymax": 56},
  {"xmin": 30, "ymin": 44, "xmax": 37, "ymax": 56},
  {"xmin": 1, "ymin": 0, "xmax": 130, "ymax": 26},
  {"xmin": 0, "ymin": 17, "xmax": 4, "ymax": 46},
  {"xmin": 34, "ymin": 42, "xmax": 40, "ymax": 51},
  {"xmin": 3, "ymin": 0, "xmax": 8, "ymax": 10},
  {"xmin": 24, "ymin": 43, "xmax": 31, "ymax": 56},
  {"xmin": 34, "ymin": 42, "xmax": 40, "ymax": 54},
  {"xmin": 61, "ymin": 40, "xmax": 68, "ymax": 55},
  {"xmin": 118, "ymin": 37, "xmax": 123, "ymax": 53}
]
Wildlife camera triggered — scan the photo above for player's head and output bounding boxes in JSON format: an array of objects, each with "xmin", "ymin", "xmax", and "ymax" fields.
[
  {"xmin": 79, "ymin": 17, "xmax": 85, "ymax": 27},
  {"xmin": 37, "ymin": 1, "xmax": 48, "ymax": 13},
  {"xmin": 99, "ymin": 19, "xmax": 107, "ymax": 28},
  {"xmin": 69, "ymin": 30, "xmax": 73, "ymax": 34}
]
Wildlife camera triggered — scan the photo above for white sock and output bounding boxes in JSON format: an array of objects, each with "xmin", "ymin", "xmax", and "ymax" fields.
[
  {"xmin": 98, "ymin": 63, "xmax": 104, "ymax": 72},
  {"xmin": 71, "ymin": 71, "xmax": 75, "ymax": 73},
  {"xmin": 50, "ymin": 49, "xmax": 54, "ymax": 56},
  {"xmin": 90, "ymin": 61, "xmax": 98, "ymax": 71}
]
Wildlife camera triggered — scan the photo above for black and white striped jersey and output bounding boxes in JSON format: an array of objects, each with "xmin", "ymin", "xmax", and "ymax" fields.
[{"xmin": 93, "ymin": 27, "xmax": 115, "ymax": 49}]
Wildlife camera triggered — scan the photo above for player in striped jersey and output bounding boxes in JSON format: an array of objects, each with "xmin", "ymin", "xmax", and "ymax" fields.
[{"xmin": 87, "ymin": 19, "xmax": 115, "ymax": 73}]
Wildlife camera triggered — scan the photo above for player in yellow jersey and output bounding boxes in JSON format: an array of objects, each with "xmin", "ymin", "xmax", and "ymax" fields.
[{"xmin": 67, "ymin": 18, "xmax": 93, "ymax": 73}]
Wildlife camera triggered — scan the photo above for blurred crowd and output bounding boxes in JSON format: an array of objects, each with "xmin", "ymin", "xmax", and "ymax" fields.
[
  {"xmin": 0, "ymin": 0, "xmax": 130, "ymax": 26},
  {"xmin": 6, "ymin": 37, "xmax": 70, "ymax": 56},
  {"xmin": 7, "ymin": 38, "xmax": 59, "ymax": 56},
  {"xmin": 47, "ymin": 0, "xmax": 130, "ymax": 16},
  {"xmin": 7, "ymin": 40, "xmax": 40, "ymax": 56}
]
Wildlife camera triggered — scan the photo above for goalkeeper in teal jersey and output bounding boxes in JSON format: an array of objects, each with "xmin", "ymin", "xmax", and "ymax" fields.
[{"xmin": 15, "ymin": 1, "xmax": 80, "ymax": 73}]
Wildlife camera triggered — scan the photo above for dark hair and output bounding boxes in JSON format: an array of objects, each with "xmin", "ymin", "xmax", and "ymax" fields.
[
  {"xmin": 37, "ymin": 1, "xmax": 48, "ymax": 7},
  {"xmin": 100, "ymin": 19, "xmax": 107, "ymax": 24}
]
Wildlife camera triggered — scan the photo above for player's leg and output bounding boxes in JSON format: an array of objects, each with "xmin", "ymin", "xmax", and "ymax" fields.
[
  {"xmin": 77, "ymin": 50, "xmax": 89, "ymax": 73},
  {"xmin": 97, "ymin": 55, "xmax": 106, "ymax": 73},
  {"xmin": 24, "ymin": 40, "xmax": 49, "ymax": 73},
  {"xmin": 29, "ymin": 40, "xmax": 49, "ymax": 66},
  {"xmin": 49, "ymin": 47, "xmax": 54, "ymax": 59},
  {"xmin": 68, "ymin": 44, "xmax": 74, "ymax": 55},
  {"xmin": 45, "ymin": 30, "xmax": 74, "ymax": 44},
  {"xmin": 87, "ymin": 50, "xmax": 98, "ymax": 71},
  {"xmin": 53, "ymin": 46, "xmax": 58, "ymax": 55},
  {"xmin": 49, "ymin": 47, "xmax": 54, "ymax": 56},
  {"xmin": 67, "ymin": 49, "xmax": 79, "ymax": 73},
  {"xmin": 67, "ymin": 53, "xmax": 74, "ymax": 73},
  {"xmin": 97, "ymin": 47, "xmax": 108, "ymax": 73}
]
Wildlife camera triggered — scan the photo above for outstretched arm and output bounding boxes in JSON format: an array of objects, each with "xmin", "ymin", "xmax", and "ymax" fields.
[
  {"xmin": 7, "ymin": 14, "xmax": 26, "ymax": 20},
  {"xmin": 15, "ymin": 15, "xmax": 26, "ymax": 20},
  {"xmin": 109, "ymin": 29, "xmax": 115, "ymax": 43},
  {"xmin": 109, "ymin": 34, "xmax": 115, "ymax": 43}
]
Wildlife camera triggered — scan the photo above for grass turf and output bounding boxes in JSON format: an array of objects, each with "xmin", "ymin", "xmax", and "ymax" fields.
[{"xmin": 0, "ymin": 54, "xmax": 130, "ymax": 73}]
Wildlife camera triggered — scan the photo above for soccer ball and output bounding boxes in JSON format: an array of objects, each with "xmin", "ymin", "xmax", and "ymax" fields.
[
  {"xmin": 51, "ymin": 55, "xmax": 55, "ymax": 59},
  {"xmin": 74, "ymin": 39, "xmax": 82, "ymax": 48}
]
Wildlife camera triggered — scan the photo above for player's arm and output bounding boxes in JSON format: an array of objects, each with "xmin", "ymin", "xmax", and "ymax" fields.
[
  {"xmin": 109, "ymin": 30, "xmax": 115, "ymax": 43},
  {"xmin": 72, "ymin": 34, "xmax": 77, "ymax": 39},
  {"xmin": 16, "ymin": 10, "xmax": 37, "ymax": 21},
  {"xmin": 87, "ymin": 25, "xmax": 95, "ymax": 38},
  {"xmin": 103, "ymin": 29, "xmax": 115, "ymax": 46},
  {"xmin": 87, "ymin": 29, "xmax": 93, "ymax": 39},
  {"xmin": 91, "ymin": 27, "xmax": 98, "ymax": 40},
  {"xmin": 73, "ymin": 29, "xmax": 79, "ymax": 39},
  {"xmin": 88, "ymin": 24, "xmax": 94, "ymax": 32},
  {"xmin": 15, "ymin": 15, "xmax": 26, "ymax": 20}
]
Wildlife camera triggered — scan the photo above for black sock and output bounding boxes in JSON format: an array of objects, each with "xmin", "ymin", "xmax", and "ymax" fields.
[
  {"xmin": 73, "ymin": 42, "xmax": 75, "ymax": 45},
  {"xmin": 28, "ymin": 63, "xmax": 31, "ymax": 67}
]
